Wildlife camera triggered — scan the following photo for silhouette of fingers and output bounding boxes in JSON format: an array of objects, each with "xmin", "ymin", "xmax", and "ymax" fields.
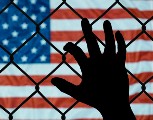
[
  {"xmin": 51, "ymin": 77, "xmax": 79, "ymax": 98},
  {"xmin": 64, "ymin": 42, "xmax": 87, "ymax": 72},
  {"xmin": 103, "ymin": 20, "xmax": 115, "ymax": 58},
  {"xmin": 115, "ymin": 31, "xmax": 126, "ymax": 64},
  {"xmin": 81, "ymin": 18, "xmax": 101, "ymax": 58}
]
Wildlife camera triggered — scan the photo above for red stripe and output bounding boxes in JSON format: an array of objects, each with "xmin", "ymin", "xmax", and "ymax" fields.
[
  {"xmin": 129, "ymin": 72, "xmax": 153, "ymax": 85},
  {"xmin": 0, "ymin": 75, "xmax": 81, "ymax": 86},
  {"xmin": 51, "ymin": 30, "xmax": 152, "ymax": 41},
  {"xmin": 50, "ymin": 52, "xmax": 153, "ymax": 63},
  {"xmin": 0, "ymin": 96, "xmax": 153, "ymax": 108},
  {"xmin": 130, "ymin": 93, "xmax": 153, "ymax": 103},
  {"xmin": 0, "ymin": 73, "xmax": 152, "ymax": 86},
  {"xmin": 0, "ymin": 98, "xmax": 89, "ymax": 108},
  {"xmin": 51, "ymin": 9, "xmax": 153, "ymax": 19}
]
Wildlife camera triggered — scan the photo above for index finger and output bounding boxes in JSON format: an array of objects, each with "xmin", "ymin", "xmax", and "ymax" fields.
[
  {"xmin": 81, "ymin": 18, "xmax": 101, "ymax": 58},
  {"xmin": 103, "ymin": 20, "xmax": 116, "ymax": 58}
]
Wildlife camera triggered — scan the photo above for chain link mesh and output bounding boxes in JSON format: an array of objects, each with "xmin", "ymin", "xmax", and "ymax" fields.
[{"xmin": 0, "ymin": 0, "xmax": 153, "ymax": 119}]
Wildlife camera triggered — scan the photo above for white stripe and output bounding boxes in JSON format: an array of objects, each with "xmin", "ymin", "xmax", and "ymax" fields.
[
  {"xmin": 0, "ymin": 61, "xmax": 152, "ymax": 75},
  {"xmin": 50, "ymin": 0, "xmax": 153, "ymax": 10},
  {"xmin": 0, "ymin": 104, "xmax": 153, "ymax": 119},
  {"xmin": 0, "ymin": 82, "xmax": 152, "ymax": 97},
  {"xmin": 51, "ymin": 19, "xmax": 151, "ymax": 31},
  {"xmin": 0, "ymin": 86, "xmax": 70, "ymax": 98},
  {"xmin": 51, "ymin": 40, "xmax": 153, "ymax": 53}
]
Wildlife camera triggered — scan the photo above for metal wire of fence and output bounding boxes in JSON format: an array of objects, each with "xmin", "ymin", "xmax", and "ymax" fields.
[{"xmin": 0, "ymin": 0, "xmax": 152, "ymax": 119}]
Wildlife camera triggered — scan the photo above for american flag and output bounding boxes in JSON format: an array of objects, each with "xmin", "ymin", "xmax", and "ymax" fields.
[{"xmin": 0, "ymin": 0, "xmax": 153, "ymax": 119}]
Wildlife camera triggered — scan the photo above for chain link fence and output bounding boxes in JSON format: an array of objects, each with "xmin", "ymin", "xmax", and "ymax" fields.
[{"xmin": 0, "ymin": 0, "xmax": 152, "ymax": 119}]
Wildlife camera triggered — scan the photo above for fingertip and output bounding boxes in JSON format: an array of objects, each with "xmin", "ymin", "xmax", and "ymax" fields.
[
  {"xmin": 81, "ymin": 18, "xmax": 92, "ymax": 33},
  {"xmin": 115, "ymin": 31, "xmax": 124, "ymax": 42},
  {"xmin": 103, "ymin": 20, "xmax": 111, "ymax": 27},
  {"xmin": 63, "ymin": 42, "xmax": 74, "ymax": 51},
  {"xmin": 81, "ymin": 18, "xmax": 89, "ymax": 24},
  {"xmin": 51, "ymin": 77, "xmax": 59, "ymax": 85}
]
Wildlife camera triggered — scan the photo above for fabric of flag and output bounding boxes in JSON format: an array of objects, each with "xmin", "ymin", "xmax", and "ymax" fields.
[{"xmin": 0, "ymin": 0, "xmax": 153, "ymax": 119}]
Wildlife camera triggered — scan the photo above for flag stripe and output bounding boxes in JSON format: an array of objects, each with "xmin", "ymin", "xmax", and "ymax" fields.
[
  {"xmin": 51, "ymin": 41, "xmax": 153, "ymax": 53},
  {"xmin": 51, "ymin": 52, "xmax": 153, "ymax": 63},
  {"xmin": 51, "ymin": 19, "xmax": 151, "ymax": 31},
  {"xmin": 51, "ymin": 0, "xmax": 153, "ymax": 10},
  {"xmin": 1, "ymin": 105, "xmax": 153, "ymax": 119},
  {"xmin": 0, "ymin": 72, "xmax": 152, "ymax": 86},
  {"xmin": 0, "ymin": 62, "xmax": 153, "ymax": 75},
  {"xmin": 51, "ymin": 9, "xmax": 153, "ymax": 19},
  {"xmin": 0, "ymin": 82, "xmax": 152, "ymax": 98},
  {"xmin": 1, "ymin": 93, "xmax": 153, "ymax": 109},
  {"xmin": 51, "ymin": 30, "xmax": 153, "ymax": 41}
]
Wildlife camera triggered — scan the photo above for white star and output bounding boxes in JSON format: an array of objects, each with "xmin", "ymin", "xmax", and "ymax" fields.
[
  {"xmin": 22, "ymin": 6, "xmax": 28, "ymax": 12},
  {"xmin": 31, "ymin": 0, "xmax": 37, "ymax": 4},
  {"xmin": 31, "ymin": 31, "xmax": 35, "ymax": 35},
  {"xmin": 2, "ymin": 23, "xmax": 9, "ymax": 29},
  {"xmin": 21, "ymin": 23, "xmax": 28, "ymax": 29},
  {"xmin": 4, "ymin": 8, "xmax": 8, "ymax": 13},
  {"xmin": 21, "ymin": 55, "xmax": 28, "ymax": 62},
  {"xmin": 12, "ymin": 31, "xmax": 18, "ymax": 37},
  {"xmin": 40, "ymin": 6, "xmax": 46, "ymax": 12},
  {"xmin": 2, "ymin": 39, "xmax": 9, "ymax": 45},
  {"xmin": 31, "ymin": 14, "xmax": 37, "ymax": 21},
  {"xmin": 40, "ymin": 23, "xmax": 47, "ymax": 29},
  {"xmin": 40, "ymin": 39, "xmax": 46, "ymax": 45},
  {"xmin": 21, "ymin": 39, "xmax": 28, "ymax": 46},
  {"xmin": 31, "ymin": 47, "xmax": 37, "ymax": 54},
  {"xmin": 40, "ymin": 55, "xmax": 46, "ymax": 62},
  {"xmin": 31, "ymin": 31, "xmax": 37, "ymax": 37},
  {"xmin": 2, "ymin": 56, "xmax": 9, "ymax": 62},
  {"xmin": 12, "ymin": 15, "xmax": 18, "ymax": 21},
  {"xmin": 21, "ymin": 39, "xmax": 26, "ymax": 43},
  {"xmin": 12, "ymin": 47, "xmax": 17, "ymax": 52},
  {"xmin": 14, "ymin": 0, "xmax": 18, "ymax": 4}
]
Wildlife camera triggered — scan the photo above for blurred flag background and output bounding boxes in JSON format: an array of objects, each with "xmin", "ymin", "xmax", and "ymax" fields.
[{"xmin": 0, "ymin": 0, "xmax": 153, "ymax": 119}]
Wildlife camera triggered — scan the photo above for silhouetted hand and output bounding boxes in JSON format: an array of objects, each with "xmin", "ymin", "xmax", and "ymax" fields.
[{"xmin": 51, "ymin": 18, "xmax": 136, "ymax": 120}]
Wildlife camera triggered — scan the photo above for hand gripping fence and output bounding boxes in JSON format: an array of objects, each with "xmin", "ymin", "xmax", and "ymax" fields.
[{"xmin": 0, "ymin": 0, "xmax": 153, "ymax": 120}]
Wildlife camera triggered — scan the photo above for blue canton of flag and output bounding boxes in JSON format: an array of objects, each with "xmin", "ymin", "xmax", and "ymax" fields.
[{"xmin": 0, "ymin": 0, "xmax": 50, "ymax": 63}]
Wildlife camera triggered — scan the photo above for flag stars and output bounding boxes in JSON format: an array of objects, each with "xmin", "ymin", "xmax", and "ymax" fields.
[
  {"xmin": 2, "ymin": 39, "xmax": 9, "ymax": 45},
  {"xmin": 31, "ymin": 47, "xmax": 37, "ymax": 54},
  {"xmin": 40, "ymin": 6, "xmax": 46, "ymax": 12},
  {"xmin": 12, "ymin": 31, "xmax": 18, "ymax": 37},
  {"xmin": 4, "ymin": 8, "xmax": 8, "ymax": 13},
  {"xmin": 12, "ymin": 15, "xmax": 18, "ymax": 21},
  {"xmin": 31, "ymin": 14, "xmax": 37, "ymax": 21},
  {"xmin": 2, "ymin": 23, "xmax": 9, "ymax": 29},
  {"xmin": 21, "ymin": 55, "xmax": 28, "ymax": 62},
  {"xmin": 14, "ymin": 0, "xmax": 18, "ymax": 4},
  {"xmin": 40, "ymin": 55, "xmax": 47, "ymax": 62},
  {"xmin": 31, "ymin": 31, "xmax": 37, "ymax": 37},
  {"xmin": 41, "ymin": 23, "xmax": 47, "ymax": 29},
  {"xmin": 21, "ymin": 23, "xmax": 28, "ymax": 29},
  {"xmin": 12, "ymin": 47, "xmax": 17, "ymax": 52},
  {"xmin": 22, "ymin": 6, "xmax": 28, "ymax": 13},
  {"xmin": 40, "ymin": 39, "xmax": 46, "ymax": 45},
  {"xmin": 2, "ymin": 56, "xmax": 9, "ymax": 62},
  {"xmin": 31, "ymin": 0, "xmax": 37, "ymax": 4}
]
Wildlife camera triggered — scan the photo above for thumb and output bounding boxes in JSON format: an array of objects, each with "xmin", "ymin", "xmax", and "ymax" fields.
[{"xmin": 51, "ymin": 77, "xmax": 79, "ymax": 98}]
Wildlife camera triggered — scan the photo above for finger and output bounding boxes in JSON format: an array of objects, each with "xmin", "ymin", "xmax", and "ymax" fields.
[
  {"xmin": 81, "ymin": 18, "xmax": 101, "ymax": 58},
  {"xmin": 115, "ymin": 31, "xmax": 126, "ymax": 64},
  {"xmin": 103, "ymin": 20, "xmax": 115, "ymax": 57},
  {"xmin": 51, "ymin": 77, "xmax": 79, "ymax": 98},
  {"xmin": 64, "ymin": 42, "xmax": 87, "ymax": 72}
]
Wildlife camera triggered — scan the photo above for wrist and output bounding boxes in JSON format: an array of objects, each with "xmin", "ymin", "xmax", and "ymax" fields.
[{"xmin": 97, "ymin": 104, "xmax": 136, "ymax": 120}]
